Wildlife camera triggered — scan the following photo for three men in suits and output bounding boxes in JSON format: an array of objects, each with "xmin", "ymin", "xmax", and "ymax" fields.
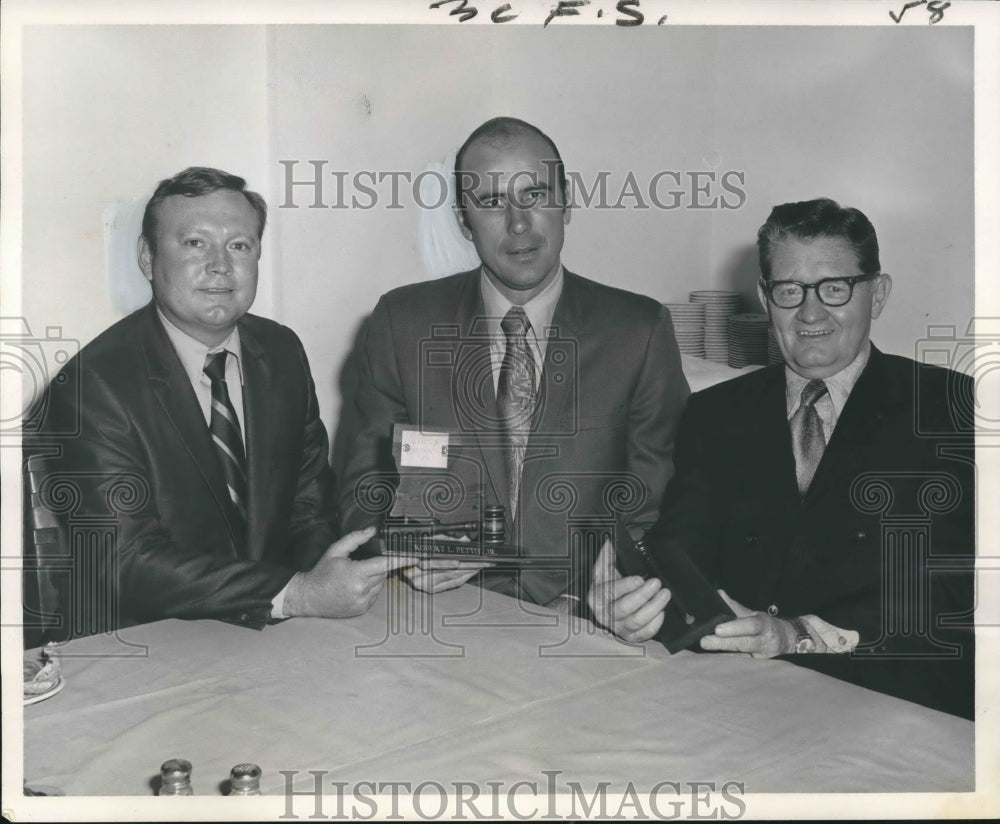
[
  {"xmin": 336, "ymin": 117, "xmax": 689, "ymax": 607},
  {"xmin": 588, "ymin": 198, "xmax": 975, "ymax": 718},
  {"xmin": 28, "ymin": 167, "xmax": 407, "ymax": 641}
]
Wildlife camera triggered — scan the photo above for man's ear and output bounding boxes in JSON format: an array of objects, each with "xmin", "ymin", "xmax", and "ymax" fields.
[
  {"xmin": 559, "ymin": 182, "xmax": 572, "ymax": 225},
  {"xmin": 454, "ymin": 204, "xmax": 473, "ymax": 241},
  {"xmin": 870, "ymin": 273, "xmax": 893, "ymax": 319},
  {"xmin": 137, "ymin": 236, "xmax": 154, "ymax": 282}
]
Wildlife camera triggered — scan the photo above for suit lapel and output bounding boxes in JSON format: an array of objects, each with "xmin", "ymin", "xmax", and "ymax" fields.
[
  {"xmin": 533, "ymin": 270, "xmax": 580, "ymax": 438},
  {"xmin": 238, "ymin": 322, "xmax": 276, "ymax": 561},
  {"xmin": 453, "ymin": 273, "xmax": 508, "ymax": 508},
  {"xmin": 140, "ymin": 305, "xmax": 240, "ymax": 554},
  {"xmin": 805, "ymin": 347, "xmax": 896, "ymax": 502},
  {"xmin": 511, "ymin": 272, "xmax": 580, "ymax": 523},
  {"xmin": 746, "ymin": 366, "xmax": 801, "ymax": 502}
]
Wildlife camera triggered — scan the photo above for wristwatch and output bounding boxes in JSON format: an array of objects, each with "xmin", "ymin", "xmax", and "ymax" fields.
[{"xmin": 789, "ymin": 616, "xmax": 816, "ymax": 654}]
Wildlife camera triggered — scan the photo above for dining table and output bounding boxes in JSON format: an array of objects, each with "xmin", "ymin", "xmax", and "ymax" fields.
[{"xmin": 20, "ymin": 579, "xmax": 977, "ymax": 815}]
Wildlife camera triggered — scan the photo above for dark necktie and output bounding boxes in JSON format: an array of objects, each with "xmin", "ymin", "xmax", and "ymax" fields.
[
  {"xmin": 790, "ymin": 378, "xmax": 828, "ymax": 495},
  {"xmin": 497, "ymin": 307, "xmax": 537, "ymax": 518},
  {"xmin": 203, "ymin": 351, "xmax": 248, "ymax": 537}
]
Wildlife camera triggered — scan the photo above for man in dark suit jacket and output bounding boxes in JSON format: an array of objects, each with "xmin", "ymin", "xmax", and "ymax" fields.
[
  {"xmin": 26, "ymin": 167, "xmax": 406, "ymax": 642},
  {"xmin": 589, "ymin": 198, "xmax": 974, "ymax": 718},
  {"xmin": 337, "ymin": 118, "xmax": 689, "ymax": 607}
]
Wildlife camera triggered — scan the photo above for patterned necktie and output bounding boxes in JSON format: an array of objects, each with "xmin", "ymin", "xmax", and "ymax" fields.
[
  {"xmin": 203, "ymin": 351, "xmax": 248, "ymax": 537},
  {"xmin": 497, "ymin": 307, "xmax": 537, "ymax": 518},
  {"xmin": 790, "ymin": 378, "xmax": 828, "ymax": 495}
]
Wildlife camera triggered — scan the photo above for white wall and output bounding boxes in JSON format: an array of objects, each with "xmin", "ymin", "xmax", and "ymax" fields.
[
  {"xmin": 267, "ymin": 25, "xmax": 499, "ymax": 434},
  {"xmin": 269, "ymin": 25, "xmax": 973, "ymax": 436},
  {"xmin": 20, "ymin": 24, "xmax": 974, "ymax": 448},
  {"xmin": 707, "ymin": 26, "xmax": 974, "ymax": 365}
]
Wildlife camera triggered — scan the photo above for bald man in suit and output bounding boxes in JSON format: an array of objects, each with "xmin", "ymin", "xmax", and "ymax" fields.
[{"xmin": 337, "ymin": 118, "xmax": 689, "ymax": 609}]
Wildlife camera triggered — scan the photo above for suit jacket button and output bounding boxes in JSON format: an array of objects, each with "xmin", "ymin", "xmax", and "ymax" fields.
[
  {"xmin": 745, "ymin": 533, "xmax": 758, "ymax": 545},
  {"xmin": 852, "ymin": 529, "xmax": 866, "ymax": 542},
  {"xmin": 240, "ymin": 613, "xmax": 250, "ymax": 623},
  {"xmin": 767, "ymin": 604, "xmax": 779, "ymax": 616}
]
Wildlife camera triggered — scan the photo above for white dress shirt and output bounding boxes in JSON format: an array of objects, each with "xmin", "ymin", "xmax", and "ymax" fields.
[
  {"xmin": 157, "ymin": 309, "xmax": 246, "ymax": 440},
  {"xmin": 784, "ymin": 341, "xmax": 871, "ymax": 444},
  {"xmin": 480, "ymin": 266, "xmax": 564, "ymax": 392}
]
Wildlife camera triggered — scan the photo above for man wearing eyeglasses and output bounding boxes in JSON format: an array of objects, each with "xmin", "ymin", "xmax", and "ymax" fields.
[{"xmin": 588, "ymin": 198, "xmax": 975, "ymax": 718}]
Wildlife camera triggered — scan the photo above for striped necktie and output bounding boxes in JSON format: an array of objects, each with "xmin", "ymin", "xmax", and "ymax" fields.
[
  {"xmin": 790, "ymin": 378, "xmax": 828, "ymax": 495},
  {"xmin": 203, "ymin": 351, "xmax": 248, "ymax": 539},
  {"xmin": 497, "ymin": 307, "xmax": 537, "ymax": 518}
]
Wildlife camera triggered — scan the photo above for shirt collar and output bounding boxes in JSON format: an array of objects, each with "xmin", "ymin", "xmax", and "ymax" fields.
[
  {"xmin": 479, "ymin": 266, "xmax": 565, "ymax": 342},
  {"xmin": 785, "ymin": 341, "xmax": 871, "ymax": 417},
  {"xmin": 156, "ymin": 308, "xmax": 244, "ymax": 387}
]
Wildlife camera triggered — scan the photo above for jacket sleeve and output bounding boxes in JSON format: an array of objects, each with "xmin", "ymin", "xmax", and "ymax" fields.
[
  {"xmin": 623, "ymin": 306, "xmax": 691, "ymax": 536},
  {"xmin": 335, "ymin": 297, "xmax": 409, "ymax": 537},
  {"xmin": 283, "ymin": 333, "xmax": 340, "ymax": 570},
  {"xmin": 642, "ymin": 390, "xmax": 722, "ymax": 578}
]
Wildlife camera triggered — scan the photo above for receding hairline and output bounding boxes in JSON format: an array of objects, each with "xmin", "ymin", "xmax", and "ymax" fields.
[
  {"xmin": 454, "ymin": 118, "xmax": 567, "ymax": 211},
  {"xmin": 457, "ymin": 125, "xmax": 559, "ymax": 171}
]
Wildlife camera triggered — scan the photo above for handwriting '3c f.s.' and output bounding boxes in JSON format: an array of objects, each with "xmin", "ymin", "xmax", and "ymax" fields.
[{"xmin": 429, "ymin": 0, "xmax": 660, "ymax": 27}]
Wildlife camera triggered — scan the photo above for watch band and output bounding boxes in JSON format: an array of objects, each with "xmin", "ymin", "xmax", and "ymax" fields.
[{"xmin": 789, "ymin": 616, "xmax": 816, "ymax": 654}]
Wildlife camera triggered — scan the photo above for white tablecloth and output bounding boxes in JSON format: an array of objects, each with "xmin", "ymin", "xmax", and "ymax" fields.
[{"xmin": 24, "ymin": 582, "xmax": 973, "ymax": 798}]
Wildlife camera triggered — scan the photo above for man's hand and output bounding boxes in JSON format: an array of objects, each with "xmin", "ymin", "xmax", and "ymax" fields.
[
  {"xmin": 587, "ymin": 539, "xmax": 671, "ymax": 643},
  {"xmin": 284, "ymin": 527, "xmax": 412, "ymax": 618},
  {"xmin": 398, "ymin": 533, "xmax": 493, "ymax": 593},
  {"xmin": 401, "ymin": 558, "xmax": 493, "ymax": 593},
  {"xmin": 699, "ymin": 591, "xmax": 797, "ymax": 658}
]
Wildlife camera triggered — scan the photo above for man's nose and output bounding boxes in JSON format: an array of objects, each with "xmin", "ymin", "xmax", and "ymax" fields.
[
  {"xmin": 207, "ymin": 246, "xmax": 233, "ymax": 274},
  {"xmin": 796, "ymin": 288, "xmax": 829, "ymax": 323},
  {"xmin": 505, "ymin": 202, "xmax": 530, "ymax": 235}
]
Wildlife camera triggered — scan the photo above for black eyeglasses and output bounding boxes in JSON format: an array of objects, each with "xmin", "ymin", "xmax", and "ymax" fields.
[{"xmin": 760, "ymin": 273, "xmax": 879, "ymax": 309}]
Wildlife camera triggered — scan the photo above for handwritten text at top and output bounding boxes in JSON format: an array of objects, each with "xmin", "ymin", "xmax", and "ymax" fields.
[
  {"xmin": 889, "ymin": 1, "xmax": 951, "ymax": 25},
  {"xmin": 428, "ymin": 0, "xmax": 668, "ymax": 27}
]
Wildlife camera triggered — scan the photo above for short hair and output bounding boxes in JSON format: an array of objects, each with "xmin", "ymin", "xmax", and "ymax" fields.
[
  {"xmin": 757, "ymin": 198, "xmax": 880, "ymax": 279},
  {"xmin": 141, "ymin": 166, "xmax": 267, "ymax": 253},
  {"xmin": 454, "ymin": 117, "xmax": 568, "ymax": 209}
]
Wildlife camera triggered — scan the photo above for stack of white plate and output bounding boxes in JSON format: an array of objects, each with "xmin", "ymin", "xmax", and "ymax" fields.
[
  {"xmin": 689, "ymin": 290, "xmax": 741, "ymax": 364},
  {"xmin": 663, "ymin": 302, "xmax": 706, "ymax": 357},
  {"xmin": 728, "ymin": 313, "xmax": 771, "ymax": 368},
  {"xmin": 767, "ymin": 326, "xmax": 783, "ymax": 365}
]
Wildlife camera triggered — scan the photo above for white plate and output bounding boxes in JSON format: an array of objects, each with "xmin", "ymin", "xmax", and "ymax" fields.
[{"xmin": 24, "ymin": 676, "xmax": 64, "ymax": 706}]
